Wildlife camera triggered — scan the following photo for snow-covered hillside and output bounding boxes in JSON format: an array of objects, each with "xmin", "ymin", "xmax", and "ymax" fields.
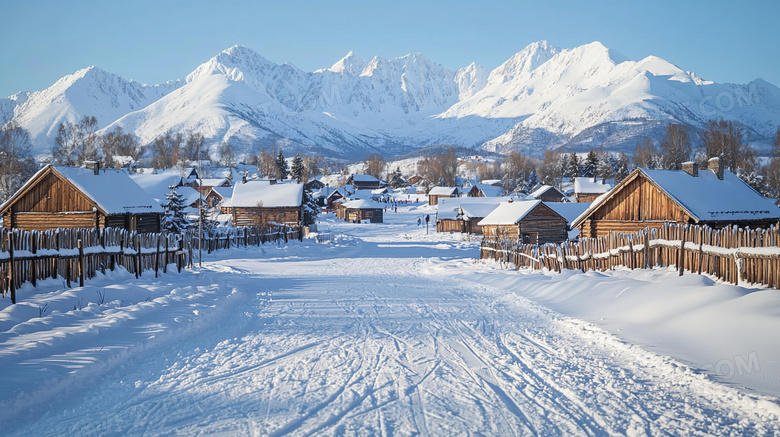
[{"xmin": 3, "ymin": 41, "xmax": 780, "ymax": 160}]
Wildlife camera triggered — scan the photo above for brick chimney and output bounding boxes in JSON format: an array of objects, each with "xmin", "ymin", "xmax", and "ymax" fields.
[
  {"xmin": 708, "ymin": 157, "xmax": 724, "ymax": 180},
  {"xmin": 681, "ymin": 161, "xmax": 698, "ymax": 177}
]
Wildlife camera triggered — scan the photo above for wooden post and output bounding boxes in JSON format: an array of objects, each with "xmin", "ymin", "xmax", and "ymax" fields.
[
  {"xmin": 30, "ymin": 232, "xmax": 37, "ymax": 288},
  {"xmin": 134, "ymin": 233, "xmax": 141, "ymax": 279},
  {"xmin": 8, "ymin": 233, "xmax": 15, "ymax": 304},
  {"xmin": 164, "ymin": 234, "xmax": 169, "ymax": 274},
  {"xmin": 78, "ymin": 239, "xmax": 85, "ymax": 287},
  {"xmin": 678, "ymin": 228, "xmax": 687, "ymax": 276},
  {"xmin": 155, "ymin": 234, "xmax": 160, "ymax": 278}
]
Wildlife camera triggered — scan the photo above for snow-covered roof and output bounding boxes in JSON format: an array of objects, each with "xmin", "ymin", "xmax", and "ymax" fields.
[
  {"xmin": 130, "ymin": 169, "xmax": 189, "ymax": 204},
  {"xmin": 429, "ymin": 186, "xmax": 459, "ymax": 196},
  {"xmin": 571, "ymin": 167, "xmax": 780, "ymax": 228},
  {"xmin": 437, "ymin": 197, "xmax": 512, "ymax": 221},
  {"xmin": 641, "ymin": 168, "xmax": 780, "ymax": 222},
  {"xmin": 574, "ymin": 177, "xmax": 611, "ymax": 194},
  {"xmin": 527, "ymin": 185, "xmax": 566, "ymax": 200},
  {"xmin": 480, "ymin": 180, "xmax": 502, "ymax": 186},
  {"xmin": 229, "ymin": 181, "xmax": 303, "ymax": 208},
  {"xmin": 474, "ymin": 184, "xmax": 504, "ymax": 197},
  {"xmin": 53, "ymin": 166, "xmax": 163, "ymax": 214},
  {"xmin": 198, "ymin": 178, "xmax": 230, "ymax": 187},
  {"xmin": 351, "ymin": 174, "xmax": 380, "ymax": 183},
  {"xmin": 342, "ymin": 199, "xmax": 382, "ymax": 209},
  {"xmin": 478, "ymin": 200, "xmax": 555, "ymax": 226},
  {"xmin": 210, "ymin": 186, "xmax": 233, "ymax": 200},
  {"xmin": 545, "ymin": 202, "xmax": 591, "ymax": 227},
  {"xmin": 177, "ymin": 186, "xmax": 202, "ymax": 207}
]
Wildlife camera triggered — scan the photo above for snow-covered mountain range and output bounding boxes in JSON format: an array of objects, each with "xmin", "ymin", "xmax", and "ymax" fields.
[{"xmin": 3, "ymin": 41, "xmax": 780, "ymax": 160}]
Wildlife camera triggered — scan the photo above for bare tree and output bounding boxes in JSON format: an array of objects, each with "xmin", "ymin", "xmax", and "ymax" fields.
[
  {"xmin": 633, "ymin": 137, "xmax": 660, "ymax": 169},
  {"xmin": 659, "ymin": 123, "xmax": 691, "ymax": 170},
  {"xmin": 364, "ymin": 154, "xmax": 386, "ymax": 180},
  {"xmin": 101, "ymin": 126, "xmax": 141, "ymax": 167},
  {"xmin": 0, "ymin": 121, "xmax": 38, "ymax": 201},
  {"xmin": 182, "ymin": 132, "xmax": 204, "ymax": 163},
  {"xmin": 763, "ymin": 128, "xmax": 780, "ymax": 197},
  {"xmin": 416, "ymin": 146, "xmax": 458, "ymax": 187},
  {"xmin": 257, "ymin": 148, "xmax": 278, "ymax": 179},
  {"xmin": 538, "ymin": 150, "xmax": 564, "ymax": 187},
  {"xmin": 700, "ymin": 119, "xmax": 753, "ymax": 172},
  {"xmin": 52, "ymin": 115, "xmax": 101, "ymax": 166},
  {"xmin": 219, "ymin": 141, "xmax": 236, "ymax": 168},
  {"xmin": 151, "ymin": 132, "xmax": 184, "ymax": 169},
  {"xmin": 502, "ymin": 151, "xmax": 537, "ymax": 193}
]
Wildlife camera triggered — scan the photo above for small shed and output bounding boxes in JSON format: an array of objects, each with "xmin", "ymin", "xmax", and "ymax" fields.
[
  {"xmin": 573, "ymin": 177, "xmax": 611, "ymax": 203},
  {"xmin": 572, "ymin": 159, "xmax": 780, "ymax": 238},
  {"xmin": 478, "ymin": 200, "xmax": 568, "ymax": 244},
  {"xmin": 526, "ymin": 185, "xmax": 568, "ymax": 203},
  {"xmin": 347, "ymin": 174, "xmax": 382, "ymax": 190},
  {"xmin": 467, "ymin": 184, "xmax": 504, "ymax": 198},
  {"xmin": 436, "ymin": 197, "xmax": 511, "ymax": 234},
  {"xmin": 338, "ymin": 199, "xmax": 384, "ymax": 223},
  {"xmin": 227, "ymin": 181, "xmax": 303, "ymax": 227},
  {"xmin": 428, "ymin": 186, "xmax": 459, "ymax": 206},
  {"xmin": 1, "ymin": 164, "xmax": 162, "ymax": 232}
]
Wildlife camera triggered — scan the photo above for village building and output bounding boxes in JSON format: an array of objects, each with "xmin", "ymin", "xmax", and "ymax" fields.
[
  {"xmin": 336, "ymin": 199, "xmax": 384, "ymax": 223},
  {"xmin": 466, "ymin": 183, "xmax": 504, "ymax": 198},
  {"xmin": 347, "ymin": 174, "xmax": 382, "ymax": 190},
  {"xmin": 226, "ymin": 181, "xmax": 304, "ymax": 227},
  {"xmin": 427, "ymin": 186, "xmax": 460, "ymax": 206},
  {"xmin": 304, "ymin": 177, "xmax": 326, "ymax": 191},
  {"xmin": 573, "ymin": 177, "xmax": 611, "ymax": 203},
  {"xmin": 572, "ymin": 158, "xmax": 780, "ymax": 238},
  {"xmin": 526, "ymin": 185, "xmax": 569, "ymax": 202},
  {"xmin": 0, "ymin": 164, "xmax": 163, "ymax": 232},
  {"xmin": 478, "ymin": 200, "xmax": 569, "ymax": 244},
  {"xmin": 436, "ymin": 197, "xmax": 512, "ymax": 234},
  {"xmin": 195, "ymin": 178, "xmax": 231, "ymax": 194},
  {"xmin": 205, "ymin": 186, "xmax": 233, "ymax": 210},
  {"xmin": 544, "ymin": 202, "xmax": 592, "ymax": 240}
]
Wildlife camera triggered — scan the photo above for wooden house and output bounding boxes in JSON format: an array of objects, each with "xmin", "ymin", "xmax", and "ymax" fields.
[
  {"xmin": 196, "ymin": 178, "xmax": 231, "ymax": 194},
  {"xmin": 478, "ymin": 200, "xmax": 568, "ymax": 244},
  {"xmin": 466, "ymin": 184, "xmax": 504, "ymax": 198},
  {"xmin": 571, "ymin": 158, "xmax": 780, "ymax": 239},
  {"xmin": 526, "ymin": 185, "xmax": 568, "ymax": 202},
  {"xmin": 427, "ymin": 186, "xmax": 459, "ymax": 206},
  {"xmin": 347, "ymin": 174, "xmax": 382, "ymax": 190},
  {"xmin": 337, "ymin": 199, "xmax": 384, "ymax": 223},
  {"xmin": 227, "ymin": 181, "xmax": 303, "ymax": 227},
  {"xmin": 305, "ymin": 178, "xmax": 326, "ymax": 191},
  {"xmin": 573, "ymin": 177, "xmax": 611, "ymax": 203},
  {"xmin": 436, "ymin": 197, "xmax": 511, "ymax": 234},
  {"xmin": 0, "ymin": 164, "xmax": 162, "ymax": 232},
  {"xmin": 206, "ymin": 186, "xmax": 233, "ymax": 210}
]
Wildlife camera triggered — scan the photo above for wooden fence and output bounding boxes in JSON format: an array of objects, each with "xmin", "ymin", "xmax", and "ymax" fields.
[
  {"xmin": 480, "ymin": 224, "xmax": 780, "ymax": 289},
  {"xmin": 0, "ymin": 224, "xmax": 302, "ymax": 304}
]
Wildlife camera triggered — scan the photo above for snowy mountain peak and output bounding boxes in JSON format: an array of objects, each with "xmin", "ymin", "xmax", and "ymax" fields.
[
  {"xmin": 187, "ymin": 45, "xmax": 276, "ymax": 83},
  {"xmin": 490, "ymin": 40, "xmax": 561, "ymax": 82},
  {"xmin": 327, "ymin": 51, "xmax": 366, "ymax": 76},
  {"xmin": 455, "ymin": 62, "xmax": 489, "ymax": 99}
]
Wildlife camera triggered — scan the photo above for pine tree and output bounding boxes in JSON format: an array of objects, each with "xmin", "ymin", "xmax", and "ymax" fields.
[
  {"xmin": 197, "ymin": 203, "xmax": 217, "ymax": 236},
  {"xmin": 615, "ymin": 153, "xmax": 632, "ymax": 184},
  {"xmin": 582, "ymin": 150, "xmax": 599, "ymax": 178},
  {"xmin": 291, "ymin": 153, "xmax": 304, "ymax": 182},
  {"xmin": 161, "ymin": 185, "xmax": 192, "ymax": 234},
  {"xmin": 301, "ymin": 187, "xmax": 321, "ymax": 226},
  {"xmin": 276, "ymin": 150, "xmax": 289, "ymax": 180},
  {"xmin": 564, "ymin": 153, "xmax": 580, "ymax": 181}
]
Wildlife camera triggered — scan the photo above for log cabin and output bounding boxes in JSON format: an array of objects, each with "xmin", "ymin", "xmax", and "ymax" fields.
[
  {"xmin": 346, "ymin": 174, "xmax": 382, "ymax": 190},
  {"xmin": 337, "ymin": 199, "xmax": 384, "ymax": 223},
  {"xmin": 436, "ymin": 197, "xmax": 512, "ymax": 234},
  {"xmin": 427, "ymin": 186, "xmax": 459, "ymax": 206},
  {"xmin": 466, "ymin": 184, "xmax": 504, "ymax": 198},
  {"xmin": 526, "ymin": 185, "xmax": 569, "ymax": 202},
  {"xmin": 572, "ymin": 158, "xmax": 780, "ymax": 238},
  {"xmin": 573, "ymin": 177, "xmax": 611, "ymax": 203},
  {"xmin": 227, "ymin": 180, "xmax": 303, "ymax": 227},
  {"xmin": 0, "ymin": 164, "xmax": 163, "ymax": 232},
  {"xmin": 478, "ymin": 200, "xmax": 568, "ymax": 244}
]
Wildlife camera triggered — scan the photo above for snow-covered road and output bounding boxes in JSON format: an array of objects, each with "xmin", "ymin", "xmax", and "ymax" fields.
[{"xmin": 3, "ymin": 207, "xmax": 779, "ymax": 436}]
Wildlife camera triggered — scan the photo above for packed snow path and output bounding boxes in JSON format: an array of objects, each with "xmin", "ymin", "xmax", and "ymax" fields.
[{"xmin": 3, "ymin": 212, "xmax": 779, "ymax": 435}]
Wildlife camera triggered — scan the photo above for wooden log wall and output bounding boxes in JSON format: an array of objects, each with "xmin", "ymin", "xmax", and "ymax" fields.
[{"xmin": 480, "ymin": 223, "xmax": 780, "ymax": 290}]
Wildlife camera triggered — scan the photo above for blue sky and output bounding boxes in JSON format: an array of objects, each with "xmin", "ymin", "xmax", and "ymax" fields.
[{"xmin": 1, "ymin": 0, "xmax": 778, "ymax": 97}]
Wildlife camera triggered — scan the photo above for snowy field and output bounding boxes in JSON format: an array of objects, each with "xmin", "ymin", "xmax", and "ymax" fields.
[{"xmin": 1, "ymin": 203, "xmax": 779, "ymax": 436}]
